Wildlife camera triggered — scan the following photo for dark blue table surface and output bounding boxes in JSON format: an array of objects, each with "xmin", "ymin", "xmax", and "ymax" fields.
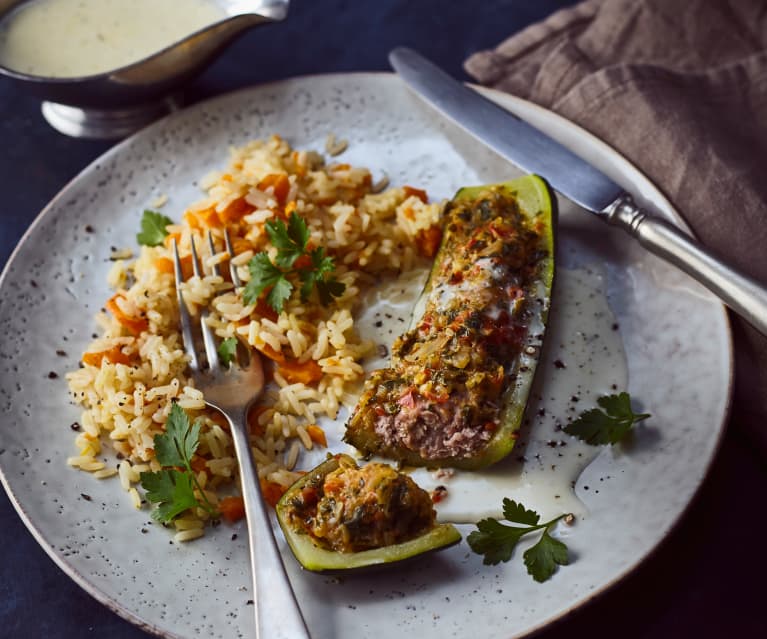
[{"xmin": 1, "ymin": 1, "xmax": 765, "ymax": 637}]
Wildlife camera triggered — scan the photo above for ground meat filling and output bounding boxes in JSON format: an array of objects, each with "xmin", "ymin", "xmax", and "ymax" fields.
[
  {"xmin": 348, "ymin": 188, "xmax": 544, "ymax": 460},
  {"xmin": 378, "ymin": 392, "xmax": 491, "ymax": 459},
  {"xmin": 285, "ymin": 458, "xmax": 436, "ymax": 553},
  {"xmin": 369, "ymin": 369, "xmax": 497, "ymax": 458}
]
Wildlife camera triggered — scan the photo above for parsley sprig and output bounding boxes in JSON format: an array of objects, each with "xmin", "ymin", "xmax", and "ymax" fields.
[
  {"xmin": 217, "ymin": 337, "xmax": 238, "ymax": 367},
  {"xmin": 564, "ymin": 392, "xmax": 650, "ymax": 445},
  {"xmin": 137, "ymin": 209, "xmax": 173, "ymax": 246},
  {"xmin": 243, "ymin": 212, "xmax": 345, "ymax": 313},
  {"xmin": 467, "ymin": 499, "xmax": 570, "ymax": 583},
  {"xmin": 139, "ymin": 403, "xmax": 219, "ymax": 523}
]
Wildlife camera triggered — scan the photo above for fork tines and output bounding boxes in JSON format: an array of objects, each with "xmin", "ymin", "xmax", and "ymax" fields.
[{"xmin": 172, "ymin": 230, "xmax": 235, "ymax": 372}]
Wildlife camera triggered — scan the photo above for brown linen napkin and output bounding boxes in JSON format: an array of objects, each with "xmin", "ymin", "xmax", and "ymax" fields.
[{"xmin": 465, "ymin": 0, "xmax": 767, "ymax": 452}]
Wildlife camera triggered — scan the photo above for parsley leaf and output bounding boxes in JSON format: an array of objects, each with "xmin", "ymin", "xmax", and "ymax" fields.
[
  {"xmin": 153, "ymin": 403, "xmax": 201, "ymax": 467},
  {"xmin": 468, "ymin": 518, "xmax": 529, "ymax": 565},
  {"xmin": 267, "ymin": 215, "xmax": 306, "ymax": 268},
  {"xmin": 299, "ymin": 269, "xmax": 317, "ymax": 303},
  {"xmin": 139, "ymin": 403, "xmax": 218, "ymax": 523},
  {"xmin": 467, "ymin": 499, "xmax": 571, "ymax": 582},
  {"xmin": 564, "ymin": 392, "xmax": 651, "ymax": 445},
  {"xmin": 266, "ymin": 275, "xmax": 294, "ymax": 312},
  {"xmin": 242, "ymin": 212, "xmax": 345, "ymax": 313},
  {"xmin": 523, "ymin": 530, "xmax": 569, "ymax": 583},
  {"xmin": 310, "ymin": 245, "xmax": 336, "ymax": 275},
  {"xmin": 217, "ymin": 337, "xmax": 238, "ymax": 366},
  {"xmin": 137, "ymin": 210, "xmax": 173, "ymax": 246},
  {"xmin": 244, "ymin": 253, "xmax": 284, "ymax": 304},
  {"xmin": 502, "ymin": 497, "xmax": 540, "ymax": 526},
  {"xmin": 139, "ymin": 469, "xmax": 199, "ymax": 523},
  {"xmin": 316, "ymin": 278, "xmax": 347, "ymax": 306}
]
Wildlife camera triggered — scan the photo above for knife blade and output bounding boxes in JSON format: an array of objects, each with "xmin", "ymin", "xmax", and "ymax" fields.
[{"xmin": 389, "ymin": 46, "xmax": 767, "ymax": 337}]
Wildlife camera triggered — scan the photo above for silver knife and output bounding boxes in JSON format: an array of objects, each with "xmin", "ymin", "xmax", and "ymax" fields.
[{"xmin": 390, "ymin": 46, "xmax": 767, "ymax": 337}]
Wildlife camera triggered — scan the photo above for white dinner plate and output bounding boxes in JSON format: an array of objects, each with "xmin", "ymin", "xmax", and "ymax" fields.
[{"xmin": 0, "ymin": 74, "xmax": 731, "ymax": 639}]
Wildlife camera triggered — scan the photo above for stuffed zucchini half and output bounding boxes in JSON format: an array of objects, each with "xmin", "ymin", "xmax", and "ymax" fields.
[
  {"xmin": 344, "ymin": 175, "xmax": 555, "ymax": 469},
  {"xmin": 276, "ymin": 454, "xmax": 461, "ymax": 572}
]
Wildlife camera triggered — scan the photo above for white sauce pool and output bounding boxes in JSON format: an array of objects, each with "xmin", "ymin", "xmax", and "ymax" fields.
[
  {"xmin": 343, "ymin": 264, "xmax": 628, "ymax": 523},
  {"xmin": 0, "ymin": 0, "xmax": 226, "ymax": 77}
]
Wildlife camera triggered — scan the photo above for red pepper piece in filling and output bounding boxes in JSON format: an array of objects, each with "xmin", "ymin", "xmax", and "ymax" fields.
[{"xmin": 398, "ymin": 389, "xmax": 416, "ymax": 408}]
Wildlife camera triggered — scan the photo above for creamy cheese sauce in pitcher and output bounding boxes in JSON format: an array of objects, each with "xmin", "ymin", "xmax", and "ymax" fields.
[{"xmin": 0, "ymin": 0, "xmax": 226, "ymax": 77}]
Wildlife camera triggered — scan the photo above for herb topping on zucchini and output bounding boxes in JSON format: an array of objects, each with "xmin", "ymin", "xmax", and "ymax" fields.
[{"xmin": 344, "ymin": 175, "xmax": 555, "ymax": 469}]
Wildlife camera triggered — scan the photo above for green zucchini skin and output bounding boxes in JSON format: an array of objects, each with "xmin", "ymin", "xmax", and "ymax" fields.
[
  {"xmin": 344, "ymin": 175, "xmax": 555, "ymax": 470},
  {"xmin": 275, "ymin": 455, "xmax": 461, "ymax": 573}
]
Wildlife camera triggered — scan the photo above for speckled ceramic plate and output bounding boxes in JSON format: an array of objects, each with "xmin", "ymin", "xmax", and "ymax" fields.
[{"xmin": 0, "ymin": 74, "xmax": 732, "ymax": 639}]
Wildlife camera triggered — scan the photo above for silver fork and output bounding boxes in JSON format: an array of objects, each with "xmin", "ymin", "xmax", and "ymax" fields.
[{"xmin": 172, "ymin": 231, "xmax": 311, "ymax": 639}]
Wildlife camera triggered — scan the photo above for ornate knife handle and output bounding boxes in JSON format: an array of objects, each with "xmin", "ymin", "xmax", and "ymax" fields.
[{"xmin": 601, "ymin": 194, "xmax": 767, "ymax": 337}]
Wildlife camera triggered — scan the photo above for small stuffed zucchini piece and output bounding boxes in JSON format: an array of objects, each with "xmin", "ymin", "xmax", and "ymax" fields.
[
  {"xmin": 344, "ymin": 175, "xmax": 555, "ymax": 469},
  {"xmin": 275, "ymin": 454, "xmax": 461, "ymax": 573}
]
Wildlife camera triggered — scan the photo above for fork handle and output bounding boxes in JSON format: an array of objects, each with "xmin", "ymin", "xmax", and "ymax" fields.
[{"xmin": 227, "ymin": 409, "xmax": 312, "ymax": 639}]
